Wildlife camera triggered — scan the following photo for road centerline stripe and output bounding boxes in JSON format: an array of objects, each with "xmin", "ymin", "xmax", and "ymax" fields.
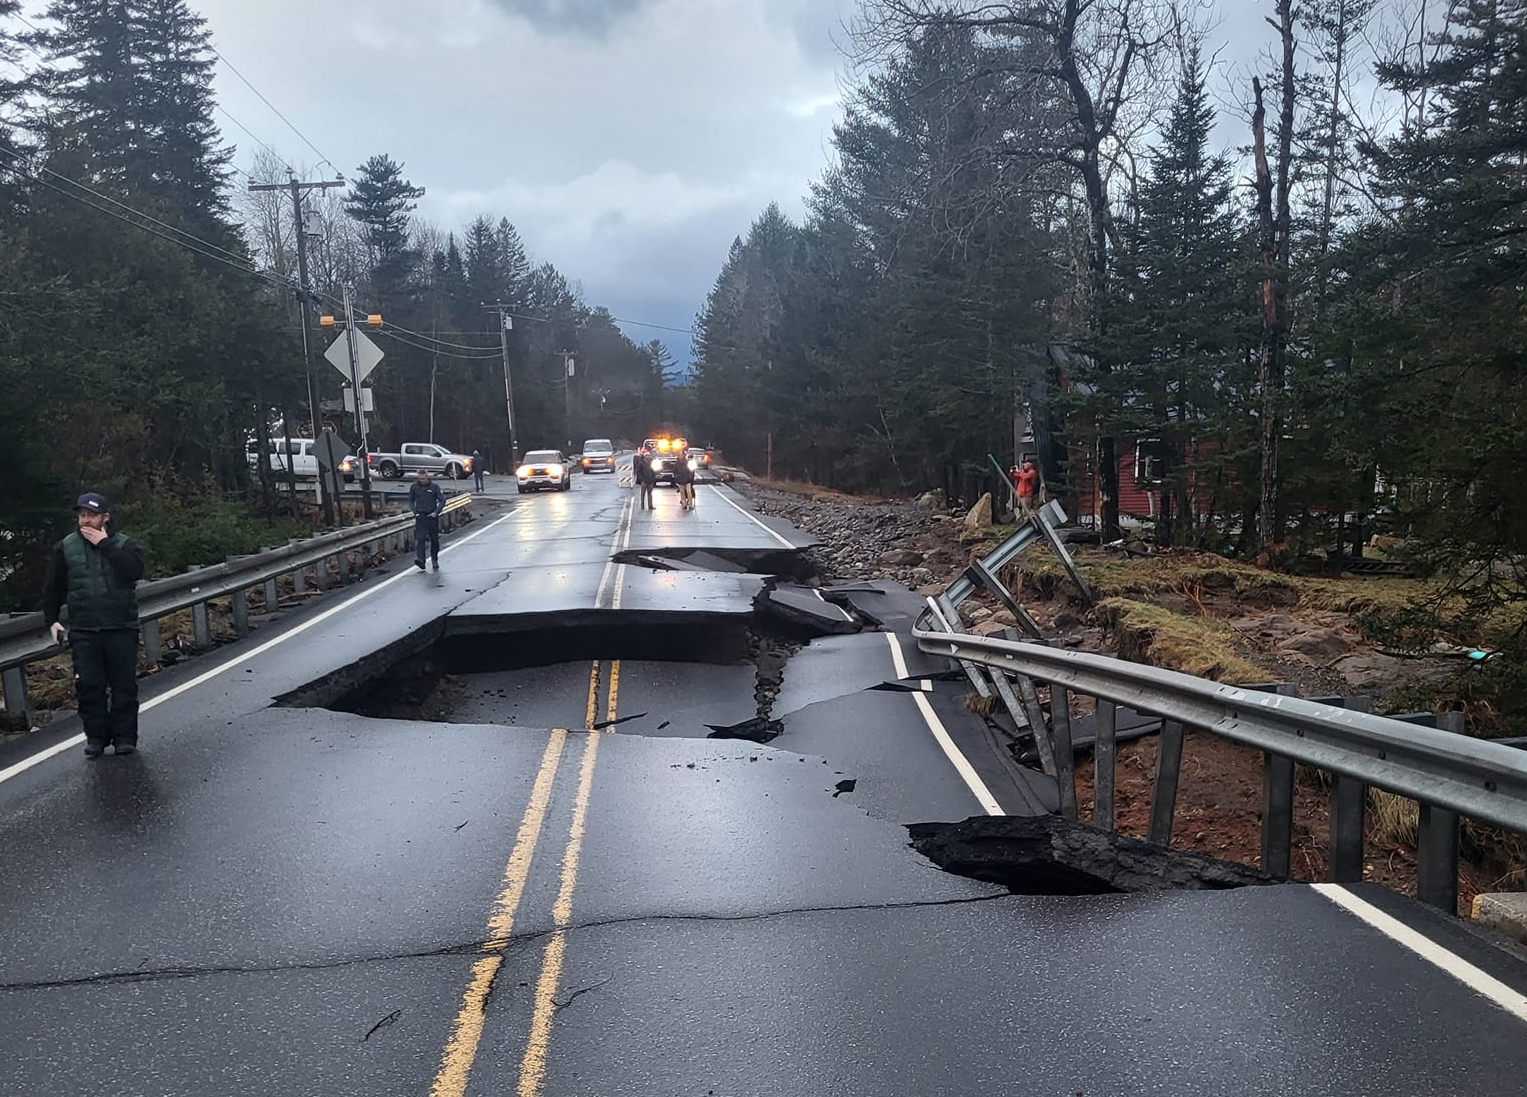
[
  {"xmin": 1312, "ymin": 883, "xmax": 1527, "ymax": 1024},
  {"xmin": 428, "ymin": 726, "xmax": 570, "ymax": 1097},
  {"xmin": 517, "ymin": 727, "xmax": 602, "ymax": 1097}
]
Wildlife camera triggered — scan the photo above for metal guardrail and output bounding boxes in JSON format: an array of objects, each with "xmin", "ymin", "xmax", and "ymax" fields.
[
  {"xmin": 0, "ymin": 495, "xmax": 473, "ymax": 721},
  {"xmin": 914, "ymin": 620, "xmax": 1527, "ymax": 911}
]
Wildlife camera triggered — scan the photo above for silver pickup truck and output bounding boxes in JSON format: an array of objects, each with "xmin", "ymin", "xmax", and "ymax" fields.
[{"xmin": 367, "ymin": 442, "xmax": 475, "ymax": 480}]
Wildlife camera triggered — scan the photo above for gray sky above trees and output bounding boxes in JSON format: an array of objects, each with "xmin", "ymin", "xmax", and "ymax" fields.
[{"xmin": 181, "ymin": 0, "xmax": 1396, "ymax": 356}]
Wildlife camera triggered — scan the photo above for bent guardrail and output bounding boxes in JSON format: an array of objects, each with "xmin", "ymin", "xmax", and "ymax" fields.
[
  {"xmin": 0, "ymin": 494, "xmax": 473, "ymax": 722},
  {"xmin": 913, "ymin": 619, "xmax": 1527, "ymax": 912}
]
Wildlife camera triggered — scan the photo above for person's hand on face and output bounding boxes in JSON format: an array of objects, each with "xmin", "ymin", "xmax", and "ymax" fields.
[{"xmin": 78, "ymin": 511, "xmax": 108, "ymax": 545}]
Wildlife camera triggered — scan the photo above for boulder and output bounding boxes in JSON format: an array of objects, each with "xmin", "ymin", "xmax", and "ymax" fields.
[
  {"xmin": 963, "ymin": 492, "xmax": 994, "ymax": 531},
  {"xmin": 1276, "ymin": 627, "xmax": 1354, "ymax": 664},
  {"xmin": 879, "ymin": 548, "xmax": 925, "ymax": 568},
  {"xmin": 915, "ymin": 489, "xmax": 946, "ymax": 509}
]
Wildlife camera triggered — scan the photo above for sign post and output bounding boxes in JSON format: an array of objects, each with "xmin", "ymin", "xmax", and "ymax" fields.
[
  {"xmin": 323, "ymin": 286, "xmax": 384, "ymax": 518},
  {"xmin": 313, "ymin": 429, "xmax": 349, "ymax": 528}
]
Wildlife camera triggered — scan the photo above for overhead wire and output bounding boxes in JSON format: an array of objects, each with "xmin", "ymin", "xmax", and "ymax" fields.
[
  {"xmin": 0, "ymin": 137, "xmax": 264, "ymax": 268},
  {"xmin": 206, "ymin": 44, "xmax": 332, "ymax": 170}
]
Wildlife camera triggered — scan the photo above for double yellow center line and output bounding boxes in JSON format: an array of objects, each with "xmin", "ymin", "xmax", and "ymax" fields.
[{"xmin": 428, "ymin": 659, "xmax": 619, "ymax": 1097}]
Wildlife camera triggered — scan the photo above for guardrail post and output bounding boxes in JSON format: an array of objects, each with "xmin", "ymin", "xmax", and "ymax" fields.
[
  {"xmin": 1093, "ymin": 698, "xmax": 1117, "ymax": 831},
  {"xmin": 1048, "ymin": 683, "xmax": 1078, "ymax": 821},
  {"xmin": 1012, "ymin": 674, "xmax": 1059, "ymax": 778},
  {"xmin": 1260, "ymin": 754, "xmax": 1295, "ymax": 877},
  {"xmin": 1, "ymin": 665, "xmax": 29, "ymax": 724},
  {"xmin": 1417, "ymin": 711, "xmax": 1465, "ymax": 912},
  {"xmin": 1257, "ymin": 685, "xmax": 1298, "ymax": 877},
  {"xmin": 1328, "ymin": 696, "xmax": 1371, "ymax": 883},
  {"xmin": 188, "ymin": 566, "xmax": 213, "ymax": 649},
  {"xmin": 231, "ymin": 589, "xmax": 249, "ymax": 637},
  {"xmin": 288, "ymin": 541, "xmax": 308, "ymax": 596},
  {"xmin": 263, "ymin": 577, "xmax": 280, "ymax": 612},
  {"xmin": 141, "ymin": 618, "xmax": 161, "ymax": 664},
  {"xmin": 1148, "ymin": 720, "xmax": 1185, "ymax": 846}
]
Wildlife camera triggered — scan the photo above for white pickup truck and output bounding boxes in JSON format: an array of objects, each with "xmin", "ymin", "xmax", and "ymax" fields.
[
  {"xmin": 367, "ymin": 442, "xmax": 475, "ymax": 480},
  {"xmin": 246, "ymin": 437, "xmax": 358, "ymax": 482}
]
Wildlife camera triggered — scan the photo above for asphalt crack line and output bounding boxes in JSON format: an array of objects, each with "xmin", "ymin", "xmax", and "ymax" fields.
[
  {"xmin": 552, "ymin": 975, "xmax": 613, "ymax": 1014},
  {"xmin": 0, "ymin": 893, "xmax": 1014, "ymax": 994}
]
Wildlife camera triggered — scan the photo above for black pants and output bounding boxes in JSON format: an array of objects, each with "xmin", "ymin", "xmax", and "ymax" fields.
[
  {"xmin": 72, "ymin": 629, "xmax": 139, "ymax": 748},
  {"xmin": 414, "ymin": 515, "xmax": 440, "ymax": 565},
  {"xmin": 473, "ymin": 470, "xmax": 485, "ymax": 491}
]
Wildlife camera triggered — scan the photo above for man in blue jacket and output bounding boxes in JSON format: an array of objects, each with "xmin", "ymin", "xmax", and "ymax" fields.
[
  {"xmin": 409, "ymin": 469, "xmax": 446, "ymax": 571},
  {"xmin": 41, "ymin": 492, "xmax": 146, "ymax": 758}
]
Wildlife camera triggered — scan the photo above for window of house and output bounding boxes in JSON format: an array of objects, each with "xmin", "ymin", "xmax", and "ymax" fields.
[{"xmin": 1135, "ymin": 439, "xmax": 1166, "ymax": 485}]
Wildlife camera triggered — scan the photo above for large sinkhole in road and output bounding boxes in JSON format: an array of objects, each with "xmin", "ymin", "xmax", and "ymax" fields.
[{"xmin": 275, "ymin": 612, "xmax": 793, "ymax": 741}]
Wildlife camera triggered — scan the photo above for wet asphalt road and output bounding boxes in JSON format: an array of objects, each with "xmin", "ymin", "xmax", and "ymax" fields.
[{"xmin": 3, "ymin": 469, "xmax": 1527, "ymax": 1096}]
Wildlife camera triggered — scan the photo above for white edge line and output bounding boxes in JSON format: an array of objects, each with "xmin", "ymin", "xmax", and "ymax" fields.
[
  {"xmin": 611, "ymin": 496, "xmax": 633, "ymax": 612},
  {"xmin": 1311, "ymin": 883, "xmax": 1527, "ymax": 1024},
  {"xmin": 885, "ymin": 631, "xmax": 910, "ymax": 680},
  {"xmin": 0, "ymin": 508, "xmax": 520, "ymax": 787},
  {"xmin": 705, "ymin": 484, "xmax": 796, "ymax": 550},
  {"xmin": 882, "ymin": 632, "xmax": 1002, "ymax": 815},
  {"xmin": 911, "ymin": 690, "xmax": 1004, "ymax": 816}
]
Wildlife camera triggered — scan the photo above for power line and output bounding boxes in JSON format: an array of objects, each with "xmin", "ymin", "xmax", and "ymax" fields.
[
  {"xmin": 0, "ymin": 138, "xmax": 259, "ymax": 268},
  {"xmin": 371, "ymin": 327, "xmax": 502, "ymax": 360},
  {"xmin": 0, "ymin": 146, "xmax": 291, "ymax": 290},
  {"xmin": 207, "ymin": 44, "xmax": 332, "ymax": 171},
  {"xmin": 214, "ymin": 103, "xmax": 295, "ymax": 177}
]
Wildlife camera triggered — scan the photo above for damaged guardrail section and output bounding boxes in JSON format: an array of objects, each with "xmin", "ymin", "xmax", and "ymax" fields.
[
  {"xmin": 0, "ymin": 494, "xmax": 473, "ymax": 722},
  {"xmin": 912, "ymin": 625, "xmax": 1527, "ymax": 913}
]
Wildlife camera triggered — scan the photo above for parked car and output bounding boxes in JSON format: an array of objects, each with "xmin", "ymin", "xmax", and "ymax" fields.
[
  {"xmin": 686, "ymin": 447, "xmax": 712, "ymax": 473},
  {"xmin": 367, "ymin": 442, "xmax": 474, "ymax": 480},
  {"xmin": 579, "ymin": 438, "xmax": 617, "ymax": 473},
  {"xmin": 246, "ymin": 437, "xmax": 358, "ymax": 482},
  {"xmin": 517, "ymin": 450, "xmax": 572, "ymax": 493}
]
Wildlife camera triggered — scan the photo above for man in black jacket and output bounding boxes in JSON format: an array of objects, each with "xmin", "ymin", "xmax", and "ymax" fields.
[
  {"xmin": 409, "ymin": 469, "xmax": 447, "ymax": 571},
  {"xmin": 42, "ymin": 493, "xmax": 146, "ymax": 758}
]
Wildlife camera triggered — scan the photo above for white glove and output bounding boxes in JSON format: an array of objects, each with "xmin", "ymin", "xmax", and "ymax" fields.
[{"xmin": 49, "ymin": 622, "xmax": 67, "ymax": 646}]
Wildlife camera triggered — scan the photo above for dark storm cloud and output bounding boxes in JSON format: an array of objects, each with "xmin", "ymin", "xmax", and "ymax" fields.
[{"xmin": 489, "ymin": 0, "xmax": 655, "ymax": 36}]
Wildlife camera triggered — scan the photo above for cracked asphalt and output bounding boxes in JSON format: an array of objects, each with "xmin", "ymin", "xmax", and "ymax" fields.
[{"xmin": 3, "ymin": 471, "xmax": 1527, "ymax": 1096}]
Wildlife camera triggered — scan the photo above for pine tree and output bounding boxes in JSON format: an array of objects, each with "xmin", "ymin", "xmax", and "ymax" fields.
[
  {"xmin": 27, "ymin": 0, "xmax": 146, "ymax": 187},
  {"xmin": 135, "ymin": 0, "xmax": 230, "ymax": 218},
  {"xmin": 1103, "ymin": 50, "xmax": 1249, "ymax": 545},
  {"xmin": 345, "ymin": 153, "xmax": 424, "ymax": 300}
]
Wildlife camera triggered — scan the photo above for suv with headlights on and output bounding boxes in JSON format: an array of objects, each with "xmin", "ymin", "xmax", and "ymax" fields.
[{"xmin": 516, "ymin": 450, "xmax": 572, "ymax": 493}]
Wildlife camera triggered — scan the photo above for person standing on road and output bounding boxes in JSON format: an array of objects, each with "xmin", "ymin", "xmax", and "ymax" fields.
[
  {"xmin": 634, "ymin": 449, "xmax": 656, "ymax": 511},
  {"xmin": 672, "ymin": 449, "xmax": 696, "ymax": 511},
  {"xmin": 1013, "ymin": 459, "xmax": 1040, "ymax": 519},
  {"xmin": 41, "ymin": 492, "xmax": 146, "ymax": 759},
  {"xmin": 410, "ymin": 469, "xmax": 446, "ymax": 571},
  {"xmin": 471, "ymin": 449, "xmax": 485, "ymax": 493}
]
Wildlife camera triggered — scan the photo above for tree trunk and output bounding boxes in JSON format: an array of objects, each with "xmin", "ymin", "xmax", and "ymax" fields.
[{"xmin": 1252, "ymin": 75, "xmax": 1282, "ymax": 560}]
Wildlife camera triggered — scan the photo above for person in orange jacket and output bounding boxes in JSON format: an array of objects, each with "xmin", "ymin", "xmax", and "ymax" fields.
[{"xmin": 1011, "ymin": 459, "xmax": 1040, "ymax": 518}]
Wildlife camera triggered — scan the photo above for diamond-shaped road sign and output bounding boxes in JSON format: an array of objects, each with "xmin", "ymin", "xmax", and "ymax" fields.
[
  {"xmin": 312, "ymin": 429, "xmax": 348, "ymax": 471},
  {"xmin": 324, "ymin": 330, "xmax": 384, "ymax": 385}
]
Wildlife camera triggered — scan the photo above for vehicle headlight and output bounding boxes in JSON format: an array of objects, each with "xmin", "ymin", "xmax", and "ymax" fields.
[
  {"xmin": 463, "ymin": 458, "xmax": 473, "ymax": 470},
  {"xmin": 547, "ymin": 464, "xmax": 563, "ymax": 476},
  {"xmin": 517, "ymin": 465, "xmax": 532, "ymax": 478}
]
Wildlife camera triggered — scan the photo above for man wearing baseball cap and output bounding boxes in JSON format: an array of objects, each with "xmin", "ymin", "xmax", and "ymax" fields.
[{"xmin": 41, "ymin": 492, "xmax": 146, "ymax": 758}]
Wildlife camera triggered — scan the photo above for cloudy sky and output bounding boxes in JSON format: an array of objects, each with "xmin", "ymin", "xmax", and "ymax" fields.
[{"xmin": 145, "ymin": 1, "xmax": 1392, "ymax": 360}]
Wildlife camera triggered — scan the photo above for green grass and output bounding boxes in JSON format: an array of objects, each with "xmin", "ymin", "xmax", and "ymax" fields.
[{"xmin": 1096, "ymin": 597, "xmax": 1267, "ymax": 684}]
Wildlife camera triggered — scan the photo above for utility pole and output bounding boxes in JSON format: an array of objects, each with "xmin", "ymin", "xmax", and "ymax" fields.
[
  {"xmin": 561, "ymin": 350, "xmax": 575, "ymax": 451},
  {"xmin": 249, "ymin": 171, "xmax": 346, "ymax": 524},
  {"xmin": 341, "ymin": 282, "xmax": 377, "ymax": 519},
  {"xmin": 485, "ymin": 305, "xmax": 520, "ymax": 468}
]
